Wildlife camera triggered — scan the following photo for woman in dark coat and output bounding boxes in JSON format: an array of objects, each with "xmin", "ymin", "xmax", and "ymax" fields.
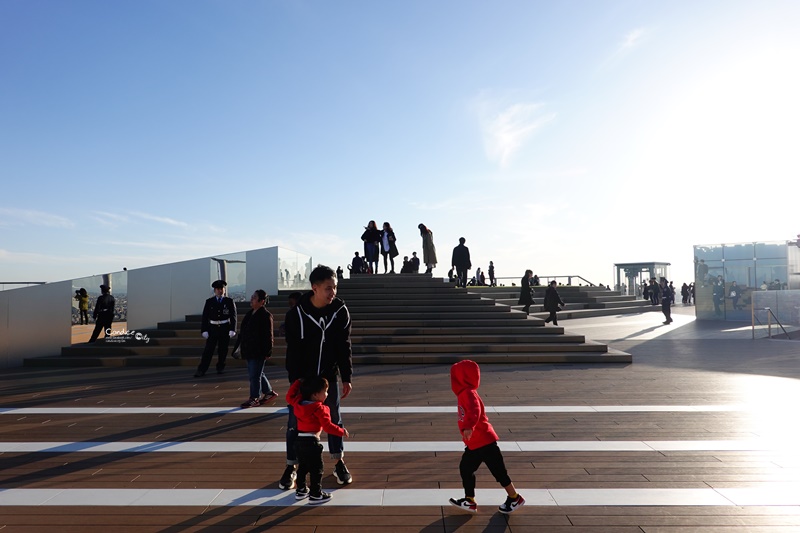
[
  {"xmin": 361, "ymin": 220, "xmax": 381, "ymax": 274},
  {"xmin": 233, "ymin": 289, "xmax": 277, "ymax": 408},
  {"xmin": 518, "ymin": 269, "xmax": 535, "ymax": 315},
  {"xmin": 544, "ymin": 280, "xmax": 565, "ymax": 325},
  {"xmin": 380, "ymin": 221, "xmax": 399, "ymax": 274}
]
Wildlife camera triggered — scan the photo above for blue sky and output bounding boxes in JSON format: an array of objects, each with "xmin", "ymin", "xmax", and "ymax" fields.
[{"xmin": 2, "ymin": 0, "xmax": 799, "ymax": 287}]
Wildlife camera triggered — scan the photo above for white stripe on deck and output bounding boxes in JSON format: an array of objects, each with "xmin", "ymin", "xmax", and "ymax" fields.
[
  {"xmin": 0, "ymin": 404, "xmax": 753, "ymax": 416},
  {"xmin": 1, "ymin": 486, "xmax": 800, "ymax": 507},
  {"xmin": 0, "ymin": 439, "xmax": 797, "ymax": 453}
]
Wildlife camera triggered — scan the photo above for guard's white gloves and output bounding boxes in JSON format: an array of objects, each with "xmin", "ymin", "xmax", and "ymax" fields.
[
  {"xmin": 229, "ymin": 331, "xmax": 236, "ymax": 338},
  {"xmin": 202, "ymin": 331, "xmax": 209, "ymax": 339}
]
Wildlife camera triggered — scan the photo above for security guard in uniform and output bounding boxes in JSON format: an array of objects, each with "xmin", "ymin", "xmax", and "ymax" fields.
[{"xmin": 195, "ymin": 279, "xmax": 237, "ymax": 377}]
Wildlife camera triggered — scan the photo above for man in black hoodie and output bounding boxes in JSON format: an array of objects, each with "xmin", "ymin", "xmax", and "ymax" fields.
[{"xmin": 279, "ymin": 265, "xmax": 354, "ymax": 490}]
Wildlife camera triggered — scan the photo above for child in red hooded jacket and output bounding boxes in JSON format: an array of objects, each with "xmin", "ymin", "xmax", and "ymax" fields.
[
  {"xmin": 449, "ymin": 359, "xmax": 525, "ymax": 514},
  {"xmin": 286, "ymin": 376, "xmax": 349, "ymax": 504}
]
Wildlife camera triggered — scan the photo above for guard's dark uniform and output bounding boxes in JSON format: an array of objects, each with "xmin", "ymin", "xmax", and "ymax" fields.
[
  {"xmin": 196, "ymin": 282, "xmax": 237, "ymax": 376},
  {"xmin": 88, "ymin": 287, "xmax": 115, "ymax": 343}
]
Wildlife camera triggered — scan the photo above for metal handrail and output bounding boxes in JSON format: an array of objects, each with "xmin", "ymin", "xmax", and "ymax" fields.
[
  {"xmin": 752, "ymin": 306, "xmax": 790, "ymax": 339},
  {"xmin": 492, "ymin": 275, "xmax": 599, "ymax": 287}
]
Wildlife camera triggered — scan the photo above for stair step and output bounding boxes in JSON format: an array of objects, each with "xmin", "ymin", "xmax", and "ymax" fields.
[{"xmin": 31, "ymin": 273, "xmax": 633, "ymax": 367}]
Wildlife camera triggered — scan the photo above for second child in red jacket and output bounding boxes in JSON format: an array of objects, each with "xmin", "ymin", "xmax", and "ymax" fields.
[
  {"xmin": 286, "ymin": 377, "xmax": 349, "ymax": 504},
  {"xmin": 448, "ymin": 359, "xmax": 525, "ymax": 515}
]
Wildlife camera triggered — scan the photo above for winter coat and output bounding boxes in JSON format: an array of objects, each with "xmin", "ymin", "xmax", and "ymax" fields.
[
  {"xmin": 451, "ymin": 244, "xmax": 471, "ymax": 269},
  {"xmin": 233, "ymin": 306, "xmax": 273, "ymax": 361},
  {"xmin": 518, "ymin": 275, "xmax": 535, "ymax": 305},
  {"xmin": 421, "ymin": 230, "xmax": 437, "ymax": 266},
  {"xmin": 286, "ymin": 380, "xmax": 346, "ymax": 438},
  {"xmin": 74, "ymin": 294, "xmax": 89, "ymax": 311},
  {"xmin": 543, "ymin": 285, "xmax": 564, "ymax": 312},
  {"xmin": 450, "ymin": 360, "xmax": 499, "ymax": 450},
  {"xmin": 380, "ymin": 229, "xmax": 399, "ymax": 258},
  {"xmin": 285, "ymin": 291, "xmax": 353, "ymax": 384}
]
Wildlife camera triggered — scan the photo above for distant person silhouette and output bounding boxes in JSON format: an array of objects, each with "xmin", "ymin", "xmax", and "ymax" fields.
[
  {"xmin": 518, "ymin": 270, "xmax": 535, "ymax": 315},
  {"xmin": 418, "ymin": 224, "xmax": 437, "ymax": 274},
  {"xmin": 451, "ymin": 237, "xmax": 471, "ymax": 288},
  {"xmin": 361, "ymin": 220, "xmax": 381, "ymax": 275},
  {"xmin": 543, "ymin": 281, "xmax": 565, "ymax": 326},
  {"xmin": 380, "ymin": 222, "xmax": 399, "ymax": 274}
]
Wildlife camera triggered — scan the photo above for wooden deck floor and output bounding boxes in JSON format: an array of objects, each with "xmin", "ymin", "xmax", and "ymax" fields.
[{"xmin": 2, "ymin": 329, "xmax": 800, "ymax": 532}]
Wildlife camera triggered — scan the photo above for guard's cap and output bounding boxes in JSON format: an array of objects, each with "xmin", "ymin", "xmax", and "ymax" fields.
[{"xmin": 211, "ymin": 280, "xmax": 227, "ymax": 289}]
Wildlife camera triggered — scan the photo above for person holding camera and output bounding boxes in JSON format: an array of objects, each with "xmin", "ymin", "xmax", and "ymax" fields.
[{"xmin": 74, "ymin": 288, "xmax": 89, "ymax": 325}]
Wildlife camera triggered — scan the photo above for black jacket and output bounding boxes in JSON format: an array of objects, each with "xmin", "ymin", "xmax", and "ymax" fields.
[
  {"xmin": 451, "ymin": 244, "xmax": 471, "ymax": 269},
  {"xmin": 93, "ymin": 293, "xmax": 115, "ymax": 320},
  {"xmin": 285, "ymin": 292, "xmax": 352, "ymax": 383},
  {"xmin": 201, "ymin": 296, "xmax": 237, "ymax": 333},
  {"xmin": 233, "ymin": 307, "xmax": 273, "ymax": 360},
  {"xmin": 518, "ymin": 276, "xmax": 535, "ymax": 305},
  {"xmin": 544, "ymin": 286, "xmax": 565, "ymax": 312}
]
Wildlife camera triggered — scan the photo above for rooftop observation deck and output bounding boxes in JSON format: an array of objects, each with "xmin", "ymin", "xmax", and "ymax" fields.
[{"xmin": 2, "ymin": 306, "xmax": 800, "ymax": 531}]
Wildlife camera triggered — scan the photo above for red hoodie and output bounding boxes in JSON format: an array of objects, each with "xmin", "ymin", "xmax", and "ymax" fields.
[
  {"xmin": 450, "ymin": 360, "xmax": 499, "ymax": 450},
  {"xmin": 286, "ymin": 380, "xmax": 346, "ymax": 438}
]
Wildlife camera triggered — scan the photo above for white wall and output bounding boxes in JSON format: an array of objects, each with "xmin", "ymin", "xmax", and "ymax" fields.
[
  {"xmin": 0, "ymin": 281, "xmax": 72, "ymax": 368},
  {"xmin": 246, "ymin": 247, "xmax": 278, "ymax": 297},
  {"xmin": 128, "ymin": 258, "xmax": 211, "ymax": 330},
  {"xmin": 2, "ymin": 246, "xmax": 292, "ymax": 367}
]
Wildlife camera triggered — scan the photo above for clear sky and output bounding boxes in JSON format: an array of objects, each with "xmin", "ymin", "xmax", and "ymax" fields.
[{"xmin": 2, "ymin": 0, "xmax": 799, "ymax": 287}]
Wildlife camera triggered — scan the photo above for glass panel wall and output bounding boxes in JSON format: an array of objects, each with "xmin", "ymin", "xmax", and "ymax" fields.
[
  {"xmin": 694, "ymin": 241, "xmax": 789, "ymax": 321},
  {"xmin": 71, "ymin": 270, "xmax": 128, "ymax": 343},
  {"xmin": 210, "ymin": 252, "xmax": 247, "ymax": 302},
  {"xmin": 278, "ymin": 248, "xmax": 312, "ymax": 291}
]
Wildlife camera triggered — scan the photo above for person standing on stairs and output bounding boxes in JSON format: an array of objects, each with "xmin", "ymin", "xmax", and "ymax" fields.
[
  {"xmin": 451, "ymin": 237, "xmax": 471, "ymax": 288},
  {"xmin": 518, "ymin": 270, "xmax": 535, "ymax": 315},
  {"xmin": 380, "ymin": 222, "xmax": 399, "ymax": 274},
  {"xmin": 418, "ymin": 223, "xmax": 437, "ymax": 274},
  {"xmin": 543, "ymin": 280, "xmax": 565, "ymax": 326}
]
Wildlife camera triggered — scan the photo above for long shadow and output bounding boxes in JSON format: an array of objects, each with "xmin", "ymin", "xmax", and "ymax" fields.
[
  {"xmin": 155, "ymin": 490, "xmax": 312, "ymax": 533},
  {"xmin": 0, "ymin": 366, "xmax": 285, "ymax": 407},
  {"xmin": 0, "ymin": 408, "xmax": 286, "ymax": 487}
]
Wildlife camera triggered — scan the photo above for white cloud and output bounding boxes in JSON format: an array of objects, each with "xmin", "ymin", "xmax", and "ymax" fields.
[
  {"xmin": 478, "ymin": 100, "xmax": 556, "ymax": 167},
  {"xmin": 599, "ymin": 27, "xmax": 649, "ymax": 70},
  {"xmin": 0, "ymin": 207, "xmax": 74, "ymax": 228},
  {"xmin": 129, "ymin": 211, "xmax": 190, "ymax": 228}
]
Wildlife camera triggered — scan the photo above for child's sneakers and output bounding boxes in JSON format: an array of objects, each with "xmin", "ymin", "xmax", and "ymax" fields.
[
  {"xmin": 449, "ymin": 497, "xmax": 478, "ymax": 513},
  {"xmin": 498, "ymin": 494, "xmax": 525, "ymax": 514},
  {"xmin": 308, "ymin": 491, "xmax": 332, "ymax": 504},
  {"xmin": 295, "ymin": 486, "xmax": 310, "ymax": 500}
]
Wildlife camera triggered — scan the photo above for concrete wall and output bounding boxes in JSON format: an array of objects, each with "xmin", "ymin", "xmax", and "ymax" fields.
[
  {"xmin": 127, "ymin": 258, "xmax": 212, "ymax": 331},
  {"xmin": 0, "ymin": 281, "xmax": 72, "ymax": 367},
  {"xmin": 246, "ymin": 247, "xmax": 279, "ymax": 298}
]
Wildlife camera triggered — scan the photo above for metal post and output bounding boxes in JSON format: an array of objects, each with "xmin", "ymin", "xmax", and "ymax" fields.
[{"xmin": 766, "ymin": 307, "xmax": 772, "ymax": 338}]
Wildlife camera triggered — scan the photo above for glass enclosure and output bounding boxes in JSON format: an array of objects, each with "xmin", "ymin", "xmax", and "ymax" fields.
[
  {"xmin": 278, "ymin": 248, "xmax": 313, "ymax": 291},
  {"xmin": 694, "ymin": 241, "xmax": 796, "ymax": 321}
]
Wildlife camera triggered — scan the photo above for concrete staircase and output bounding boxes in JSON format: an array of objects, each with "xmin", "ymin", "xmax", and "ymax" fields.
[
  {"xmin": 25, "ymin": 274, "xmax": 631, "ymax": 367},
  {"xmin": 471, "ymin": 285, "xmax": 657, "ymax": 320}
]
